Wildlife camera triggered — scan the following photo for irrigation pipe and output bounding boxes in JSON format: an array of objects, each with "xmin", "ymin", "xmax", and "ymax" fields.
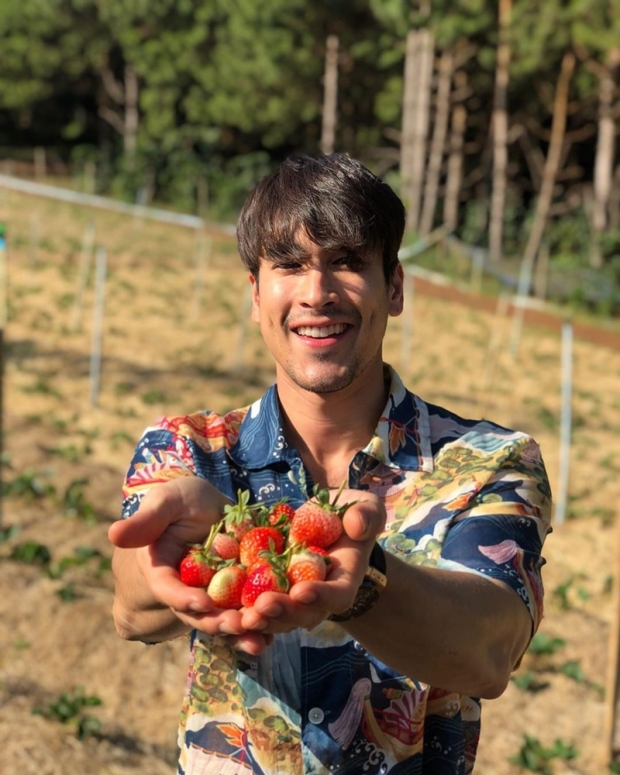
[
  {"xmin": 400, "ymin": 275, "xmax": 415, "ymax": 375},
  {"xmin": 0, "ymin": 227, "xmax": 6, "ymax": 524},
  {"xmin": 233, "ymin": 282, "xmax": 254, "ymax": 375},
  {"xmin": 89, "ymin": 246, "xmax": 107, "ymax": 407},
  {"xmin": 0, "ymin": 174, "xmax": 236, "ymax": 235},
  {"xmin": 71, "ymin": 221, "xmax": 95, "ymax": 332},
  {"xmin": 190, "ymin": 233, "xmax": 212, "ymax": 322},
  {"xmin": 554, "ymin": 321, "xmax": 573, "ymax": 524}
]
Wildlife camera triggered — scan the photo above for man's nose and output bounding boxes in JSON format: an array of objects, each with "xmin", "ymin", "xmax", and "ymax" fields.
[{"xmin": 299, "ymin": 268, "xmax": 340, "ymax": 308}]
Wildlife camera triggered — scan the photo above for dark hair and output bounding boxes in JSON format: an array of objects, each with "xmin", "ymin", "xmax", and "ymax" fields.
[{"xmin": 236, "ymin": 153, "xmax": 405, "ymax": 283}]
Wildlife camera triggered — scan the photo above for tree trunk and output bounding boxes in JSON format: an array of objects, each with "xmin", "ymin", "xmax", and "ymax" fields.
[
  {"xmin": 98, "ymin": 62, "xmax": 140, "ymax": 157},
  {"xmin": 419, "ymin": 49, "xmax": 454, "ymax": 236},
  {"xmin": 520, "ymin": 51, "xmax": 575, "ymax": 284},
  {"xmin": 321, "ymin": 35, "xmax": 339, "ymax": 156},
  {"xmin": 590, "ymin": 63, "xmax": 617, "ymax": 267},
  {"xmin": 443, "ymin": 103, "xmax": 467, "ymax": 231},
  {"xmin": 124, "ymin": 64, "xmax": 139, "ymax": 156},
  {"xmin": 401, "ymin": 30, "xmax": 420, "ymax": 221},
  {"xmin": 489, "ymin": 0, "xmax": 511, "ymax": 263},
  {"xmin": 402, "ymin": 29, "xmax": 434, "ymax": 233}
]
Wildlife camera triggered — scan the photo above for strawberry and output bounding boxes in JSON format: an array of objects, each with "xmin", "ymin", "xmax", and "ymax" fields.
[
  {"xmin": 239, "ymin": 526, "xmax": 285, "ymax": 568},
  {"xmin": 212, "ymin": 532, "xmax": 240, "ymax": 561},
  {"xmin": 207, "ymin": 565, "xmax": 247, "ymax": 609},
  {"xmin": 178, "ymin": 544, "xmax": 218, "ymax": 588},
  {"xmin": 268, "ymin": 501, "xmax": 295, "ymax": 527},
  {"xmin": 287, "ymin": 547, "xmax": 330, "ymax": 586},
  {"xmin": 241, "ymin": 560, "xmax": 289, "ymax": 607},
  {"xmin": 223, "ymin": 489, "xmax": 259, "ymax": 541},
  {"xmin": 288, "ymin": 483, "xmax": 356, "ymax": 549}
]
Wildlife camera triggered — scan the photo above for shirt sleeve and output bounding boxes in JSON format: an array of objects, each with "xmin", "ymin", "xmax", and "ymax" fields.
[
  {"xmin": 121, "ymin": 423, "xmax": 199, "ymax": 518},
  {"xmin": 439, "ymin": 435, "xmax": 552, "ymax": 633}
]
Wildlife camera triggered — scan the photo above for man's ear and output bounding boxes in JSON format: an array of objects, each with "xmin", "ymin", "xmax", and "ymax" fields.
[
  {"xmin": 388, "ymin": 264, "xmax": 405, "ymax": 317},
  {"xmin": 250, "ymin": 273, "xmax": 260, "ymax": 322}
]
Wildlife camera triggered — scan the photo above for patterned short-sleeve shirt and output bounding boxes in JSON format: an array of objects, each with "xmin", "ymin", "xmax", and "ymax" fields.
[{"xmin": 122, "ymin": 367, "xmax": 551, "ymax": 775}]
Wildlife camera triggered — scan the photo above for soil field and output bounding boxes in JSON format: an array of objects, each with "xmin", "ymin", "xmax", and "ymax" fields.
[{"xmin": 0, "ymin": 188, "xmax": 619, "ymax": 775}]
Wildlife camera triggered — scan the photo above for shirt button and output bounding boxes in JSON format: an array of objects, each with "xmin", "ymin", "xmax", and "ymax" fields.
[{"xmin": 308, "ymin": 707, "xmax": 324, "ymax": 724}]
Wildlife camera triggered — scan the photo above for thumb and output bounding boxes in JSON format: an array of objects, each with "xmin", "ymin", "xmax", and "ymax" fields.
[
  {"xmin": 341, "ymin": 494, "xmax": 386, "ymax": 542},
  {"xmin": 108, "ymin": 485, "xmax": 186, "ymax": 548}
]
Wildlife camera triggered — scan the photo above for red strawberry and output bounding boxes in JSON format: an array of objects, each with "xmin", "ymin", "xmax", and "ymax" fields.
[
  {"xmin": 287, "ymin": 547, "xmax": 329, "ymax": 586},
  {"xmin": 207, "ymin": 565, "xmax": 247, "ymax": 609},
  {"xmin": 241, "ymin": 561, "xmax": 289, "ymax": 607},
  {"xmin": 212, "ymin": 532, "xmax": 240, "ymax": 561},
  {"xmin": 239, "ymin": 526, "xmax": 285, "ymax": 568},
  {"xmin": 223, "ymin": 490, "xmax": 259, "ymax": 541},
  {"xmin": 268, "ymin": 501, "xmax": 295, "ymax": 527},
  {"xmin": 178, "ymin": 544, "xmax": 218, "ymax": 588},
  {"xmin": 289, "ymin": 483, "xmax": 356, "ymax": 549}
]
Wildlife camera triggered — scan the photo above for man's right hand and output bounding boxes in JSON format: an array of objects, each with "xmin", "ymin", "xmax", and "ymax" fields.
[{"xmin": 108, "ymin": 477, "xmax": 274, "ymax": 654}]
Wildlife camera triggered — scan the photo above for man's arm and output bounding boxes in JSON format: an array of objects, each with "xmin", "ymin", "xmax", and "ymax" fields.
[{"xmin": 342, "ymin": 556, "xmax": 531, "ymax": 699}]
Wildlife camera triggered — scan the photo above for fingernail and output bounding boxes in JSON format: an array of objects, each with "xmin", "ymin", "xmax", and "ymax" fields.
[
  {"xmin": 293, "ymin": 590, "xmax": 317, "ymax": 605},
  {"xmin": 261, "ymin": 603, "xmax": 283, "ymax": 618},
  {"xmin": 188, "ymin": 601, "xmax": 209, "ymax": 613},
  {"xmin": 218, "ymin": 622, "xmax": 240, "ymax": 635}
]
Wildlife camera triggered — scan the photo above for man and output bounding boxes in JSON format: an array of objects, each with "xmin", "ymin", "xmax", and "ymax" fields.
[{"xmin": 109, "ymin": 154, "xmax": 551, "ymax": 774}]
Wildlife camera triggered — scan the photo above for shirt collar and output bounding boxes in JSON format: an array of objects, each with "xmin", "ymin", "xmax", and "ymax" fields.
[{"xmin": 229, "ymin": 365, "xmax": 434, "ymax": 474}]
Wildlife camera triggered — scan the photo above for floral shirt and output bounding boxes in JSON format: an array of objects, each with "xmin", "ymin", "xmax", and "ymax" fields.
[{"xmin": 122, "ymin": 367, "xmax": 551, "ymax": 775}]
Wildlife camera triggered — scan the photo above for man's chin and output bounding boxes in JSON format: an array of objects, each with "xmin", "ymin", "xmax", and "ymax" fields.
[{"xmin": 287, "ymin": 366, "xmax": 359, "ymax": 395}]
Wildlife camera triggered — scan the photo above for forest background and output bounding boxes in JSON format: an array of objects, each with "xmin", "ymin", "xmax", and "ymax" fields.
[{"xmin": 1, "ymin": 0, "xmax": 620, "ymax": 314}]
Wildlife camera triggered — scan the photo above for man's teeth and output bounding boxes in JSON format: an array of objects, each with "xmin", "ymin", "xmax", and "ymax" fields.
[{"xmin": 296, "ymin": 323, "xmax": 347, "ymax": 338}]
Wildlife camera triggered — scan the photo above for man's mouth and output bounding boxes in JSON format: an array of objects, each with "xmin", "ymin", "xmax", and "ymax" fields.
[{"xmin": 294, "ymin": 323, "xmax": 348, "ymax": 339}]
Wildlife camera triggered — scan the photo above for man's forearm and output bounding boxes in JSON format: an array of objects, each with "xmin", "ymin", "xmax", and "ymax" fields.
[
  {"xmin": 343, "ymin": 553, "xmax": 532, "ymax": 699},
  {"xmin": 111, "ymin": 547, "xmax": 190, "ymax": 642}
]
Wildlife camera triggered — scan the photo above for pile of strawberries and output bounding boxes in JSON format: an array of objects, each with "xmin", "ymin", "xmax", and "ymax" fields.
[{"xmin": 178, "ymin": 485, "xmax": 354, "ymax": 609}]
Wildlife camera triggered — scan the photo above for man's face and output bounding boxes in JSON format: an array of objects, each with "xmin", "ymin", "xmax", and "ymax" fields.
[{"xmin": 250, "ymin": 231, "xmax": 404, "ymax": 395}]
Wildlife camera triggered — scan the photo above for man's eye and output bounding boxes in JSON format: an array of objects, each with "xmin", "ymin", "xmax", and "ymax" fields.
[
  {"xmin": 335, "ymin": 254, "xmax": 364, "ymax": 270},
  {"xmin": 272, "ymin": 260, "xmax": 301, "ymax": 271}
]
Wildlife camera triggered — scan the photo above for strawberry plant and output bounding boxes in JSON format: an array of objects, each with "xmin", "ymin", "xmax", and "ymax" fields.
[
  {"xmin": 33, "ymin": 686, "xmax": 103, "ymax": 740},
  {"xmin": 2, "ymin": 468, "xmax": 56, "ymax": 500},
  {"xmin": 509, "ymin": 735, "xmax": 577, "ymax": 774},
  {"xmin": 61, "ymin": 479, "xmax": 97, "ymax": 522}
]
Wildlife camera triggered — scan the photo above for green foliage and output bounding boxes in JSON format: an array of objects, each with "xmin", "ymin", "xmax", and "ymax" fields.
[
  {"xmin": 511, "ymin": 671, "xmax": 550, "ymax": 693},
  {"xmin": 48, "ymin": 546, "xmax": 111, "ymax": 582},
  {"xmin": 9, "ymin": 541, "xmax": 52, "ymax": 566},
  {"xmin": 61, "ymin": 478, "xmax": 98, "ymax": 522},
  {"xmin": 2, "ymin": 468, "xmax": 56, "ymax": 500},
  {"xmin": 33, "ymin": 686, "xmax": 102, "ymax": 739},
  {"xmin": 527, "ymin": 633, "xmax": 566, "ymax": 656},
  {"xmin": 510, "ymin": 735, "xmax": 577, "ymax": 774}
]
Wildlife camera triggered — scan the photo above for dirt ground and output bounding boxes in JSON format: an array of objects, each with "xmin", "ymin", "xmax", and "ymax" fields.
[{"xmin": 1, "ymin": 187, "xmax": 619, "ymax": 775}]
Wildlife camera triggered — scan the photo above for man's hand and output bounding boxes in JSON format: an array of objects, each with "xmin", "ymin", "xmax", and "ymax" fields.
[
  {"xmin": 108, "ymin": 478, "xmax": 273, "ymax": 653},
  {"xmin": 239, "ymin": 490, "xmax": 386, "ymax": 634}
]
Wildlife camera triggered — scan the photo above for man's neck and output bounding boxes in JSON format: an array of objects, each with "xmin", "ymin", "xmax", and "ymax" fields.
[{"xmin": 276, "ymin": 365, "xmax": 390, "ymax": 489}]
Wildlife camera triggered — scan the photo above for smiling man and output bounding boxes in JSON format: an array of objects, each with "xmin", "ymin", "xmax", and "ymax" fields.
[{"xmin": 109, "ymin": 154, "xmax": 552, "ymax": 775}]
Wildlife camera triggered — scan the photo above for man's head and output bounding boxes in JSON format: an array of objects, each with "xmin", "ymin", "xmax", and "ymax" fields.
[{"xmin": 237, "ymin": 154, "xmax": 405, "ymax": 283}]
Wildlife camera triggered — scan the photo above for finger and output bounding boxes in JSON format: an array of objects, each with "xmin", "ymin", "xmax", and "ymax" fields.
[
  {"xmin": 341, "ymin": 493, "xmax": 386, "ymax": 542},
  {"xmin": 145, "ymin": 557, "xmax": 214, "ymax": 614},
  {"xmin": 108, "ymin": 486, "xmax": 186, "ymax": 548}
]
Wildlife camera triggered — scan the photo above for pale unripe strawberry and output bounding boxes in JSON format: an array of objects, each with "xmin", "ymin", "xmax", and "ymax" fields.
[
  {"xmin": 287, "ymin": 547, "xmax": 329, "ymax": 586},
  {"xmin": 207, "ymin": 565, "xmax": 247, "ymax": 609},
  {"xmin": 212, "ymin": 532, "xmax": 240, "ymax": 561}
]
